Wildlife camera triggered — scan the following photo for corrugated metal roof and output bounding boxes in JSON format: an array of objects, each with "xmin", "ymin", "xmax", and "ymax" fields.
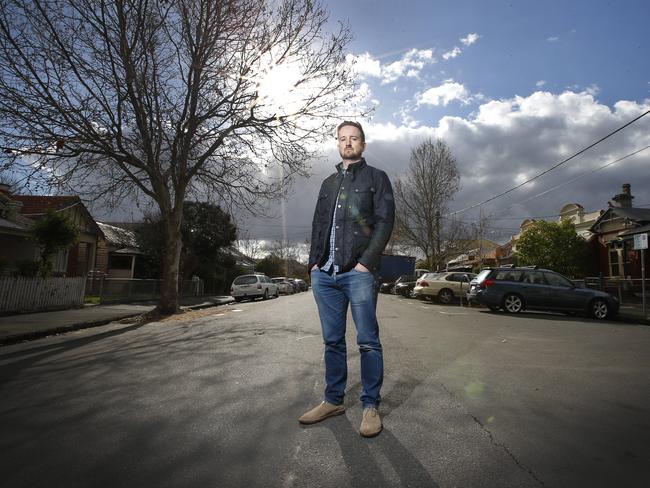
[{"xmin": 97, "ymin": 222, "xmax": 138, "ymax": 247}]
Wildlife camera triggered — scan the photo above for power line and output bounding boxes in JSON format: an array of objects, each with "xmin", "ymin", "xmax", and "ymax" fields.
[
  {"xmin": 490, "ymin": 145, "xmax": 650, "ymax": 216},
  {"xmin": 447, "ymin": 108, "xmax": 650, "ymax": 216}
]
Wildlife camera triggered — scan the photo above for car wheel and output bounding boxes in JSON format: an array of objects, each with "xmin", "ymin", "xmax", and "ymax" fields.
[
  {"xmin": 234, "ymin": 297, "xmax": 243, "ymax": 303},
  {"xmin": 275, "ymin": 290, "xmax": 280, "ymax": 298},
  {"xmin": 487, "ymin": 305, "xmax": 500, "ymax": 312},
  {"xmin": 438, "ymin": 289, "xmax": 454, "ymax": 304},
  {"xmin": 502, "ymin": 293, "xmax": 523, "ymax": 313},
  {"xmin": 263, "ymin": 289, "xmax": 269, "ymax": 300},
  {"xmin": 590, "ymin": 299, "xmax": 609, "ymax": 320},
  {"xmin": 409, "ymin": 289, "xmax": 416, "ymax": 299}
]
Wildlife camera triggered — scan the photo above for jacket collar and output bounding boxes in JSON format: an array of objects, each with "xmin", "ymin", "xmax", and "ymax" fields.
[{"xmin": 335, "ymin": 157, "xmax": 366, "ymax": 176}]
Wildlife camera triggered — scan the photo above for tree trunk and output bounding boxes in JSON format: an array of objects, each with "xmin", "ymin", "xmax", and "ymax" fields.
[{"xmin": 158, "ymin": 209, "xmax": 183, "ymax": 314}]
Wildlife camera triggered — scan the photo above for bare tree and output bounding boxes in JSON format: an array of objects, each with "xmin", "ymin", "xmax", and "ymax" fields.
[
  {"xmin": 393, "ymin": 139, "xmax": 460, "ymax": 270},
  {"xmin": 0, "ymin": 0, "xmax": 358, "ymax": 312}
]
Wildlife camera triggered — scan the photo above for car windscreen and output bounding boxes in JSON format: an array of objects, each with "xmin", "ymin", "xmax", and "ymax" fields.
[{"xmin": 233, "ymin": 276, "xmax": 258, "ymax": 285}]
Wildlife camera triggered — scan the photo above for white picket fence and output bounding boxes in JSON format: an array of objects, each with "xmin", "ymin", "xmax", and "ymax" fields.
[{"xmin": 0, "ymin": 276, "xmax": 87, "ymax": 314}]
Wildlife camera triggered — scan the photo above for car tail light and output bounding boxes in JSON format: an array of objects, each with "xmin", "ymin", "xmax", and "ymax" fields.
[
  {"xmin": 257, "ymin": 284, "xmax": 262, "ymax": 289},
  {"xmin": 420, "ymin": 281, "xmax": 429, "ymax": 287},
  {"xmin": 480, "ymin": 279, "xmax": 495, "ymax": 289}
]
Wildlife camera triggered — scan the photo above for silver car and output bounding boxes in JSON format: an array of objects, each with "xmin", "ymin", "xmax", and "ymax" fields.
[{"xmin": 271, "ymin": 277, "xmax": 294, "ymax": 295}]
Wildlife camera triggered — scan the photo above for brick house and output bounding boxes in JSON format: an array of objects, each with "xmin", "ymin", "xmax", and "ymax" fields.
[
  {"xmin": 0, "ymin": 187, "xmax": 104, "ymax": 276},
  {"xmin": 589, "ymin": 184, "xmax": 650, "ymax": 279}
]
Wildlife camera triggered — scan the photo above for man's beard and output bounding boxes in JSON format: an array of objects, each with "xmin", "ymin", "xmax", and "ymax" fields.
[{"xmin": 340, "ymin": 146, "xmax": 363, "ymax": 160}]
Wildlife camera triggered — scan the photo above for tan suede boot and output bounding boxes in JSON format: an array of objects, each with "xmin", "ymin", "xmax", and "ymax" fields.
[
  {"xmin": 359, "ymin": 407, "xmax": 382, "ymax": 437},
  {"xmin": 298, "ymin": 401, "xmax": 345, "ymax": 424}
]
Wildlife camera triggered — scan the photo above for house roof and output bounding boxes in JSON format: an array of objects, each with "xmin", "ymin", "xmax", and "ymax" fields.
[
  {"xmin": 10, "ymin": 194, "xmax": 104, "ymax": 238},
  {"xmin": 10, "ymin": 195, "xmax": 81, "ymax": 216},
  {"xmin": 97, "ymin": 222, "xmax": 138, "ymax": 248},
  {"xmin": 590, "ymin": 206, "xmax": 650, "ymax": 232},
  {"xmin": 0, "ymin": 192, "xmax": 34, "ymax": 233},
  {"xmin": 618, "ymin": 223, "xmax": 650, "ymax": 237}
]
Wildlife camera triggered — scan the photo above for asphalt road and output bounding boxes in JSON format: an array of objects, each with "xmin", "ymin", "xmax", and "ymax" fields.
[{"xmin": 1, "ymin": 292, "xmax": 649, "ymax": 488}]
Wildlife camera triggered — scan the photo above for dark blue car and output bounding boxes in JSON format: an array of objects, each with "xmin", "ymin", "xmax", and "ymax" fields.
[{"xmin": 467, "ymin": 266, "xmax": 619, "ymax": 320}]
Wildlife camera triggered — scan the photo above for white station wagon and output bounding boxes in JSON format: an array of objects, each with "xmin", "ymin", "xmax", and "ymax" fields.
[
  {"xmin": 231, "ymin": 274, "xmax": 279, "ymax": 302},
  {"xmin": 413, "ymin": 271, "xmax": 476, "ymax": 304}
]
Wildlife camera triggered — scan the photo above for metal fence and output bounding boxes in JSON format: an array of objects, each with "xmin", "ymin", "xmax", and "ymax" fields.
[
  {"xmin": 0, "ymin": 276, "xmax": 86, "ymax": 314},
  {"xmin": 573, "ymin": 276, "xmax": 649, "ymax": 306},
  {"xmin": 85, "ymin": 276, "xmax": 204, "ymax": 304}
]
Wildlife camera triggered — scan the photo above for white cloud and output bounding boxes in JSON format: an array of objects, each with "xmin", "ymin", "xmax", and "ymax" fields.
[
  {"xmin": 418, "ymin": 80, "xmax": 472, "ymax": 106},
  {"xmin": 536, "ymin": 80, "xmax": 546, "ymax": 88},
  {"xmin": 547, "ymin": 36, "xmax": 560, "ymax": 42},
  {"xmin": 442, "ymin": 47, "xmax": 462, "ymax": 60},
  {"xmin": 241, "ymin": 90, "xmax": 650, "ymax": 245},
  {"xmin": 460, "ymin": 33, "xmax": 480, "ymax": 46},
  {"xmin": 381, "ymin": 48, "xmax": 436, "ymax": 84},
  {"xmin": 346, "ymin": 52, "xmax": 382, "ymax": 78}
]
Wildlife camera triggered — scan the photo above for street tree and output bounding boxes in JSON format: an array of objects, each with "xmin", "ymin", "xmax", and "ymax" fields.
[
  {"xmin": 31, "ymin": 209, "xmax": 78, "ymax": 277},
  {"xmin": 516, "ymin": 219, "xmax": 588, "ymax": 277},
  {"xmin": 393, "ymin": 139, "xmax": 460, "ymax": 270},
  {"xmin": 0, "ymin": 0, "xmax": 358, "ymax": 313},
  {"xmin": 136, "ymin": 201, "xmax": 237, "ymax": 291}
]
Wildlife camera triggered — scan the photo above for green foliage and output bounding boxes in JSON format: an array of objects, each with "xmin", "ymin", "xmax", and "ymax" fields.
[
  {"xmin": 135, "ymin": 201, "xmax": 238, "ymax": 292},
  {"xmin": 31, "ymin": 209, "xmax": 78, "ymax": 276},
  {"xmin": 12, "ymin": 259, "xmax": 41, "ymax": 277},
  {"xmin": 516, "ymin": 220, "xmax": 588, "ymax": 277},
  {"xmin": 255, "ymin": 254, "xmax": 284, "ymax": 277}
]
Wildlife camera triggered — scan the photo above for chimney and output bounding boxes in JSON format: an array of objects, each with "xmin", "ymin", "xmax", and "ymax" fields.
[{"xmin": 609, "ymin": 183, "xmax": 634, "ymax": 208}]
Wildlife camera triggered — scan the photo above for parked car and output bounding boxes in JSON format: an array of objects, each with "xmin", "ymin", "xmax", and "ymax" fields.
[
  {"xmin": 393, "ymin": 275, "xmax": 418, "ymax": 298},
  {"xmin": 287, "ymin": 278, "xmax": 304, "ymax": 292},
  {"xmin": 379, "ymin": 281, "xmax": 396, "ymax": 294},
  {"xmin": 271, "ymin": 277, "xmax": 294, "ymax": 294},
  {"xmin": 414, "ymin": 271, "xmax": 475, "ymax": 304},
  {"xmin": 295, "ymin": 279, "xmax": 309, "ymax": 291},
  {"xmin": 231, "ymin": 274, "xmax": 279, "ymax": 302},
  {"xmin": 467, "ymin": 266, "xmax": 619, "ymax": 319}
]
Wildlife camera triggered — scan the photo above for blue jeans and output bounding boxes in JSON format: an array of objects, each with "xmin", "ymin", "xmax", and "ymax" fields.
[{"xmin": 311, "ymin": 268, "xmax": 383, "ymax": 408}]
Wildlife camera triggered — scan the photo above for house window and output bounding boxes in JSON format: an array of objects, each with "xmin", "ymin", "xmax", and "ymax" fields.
[
  {"xmin": 609, "ymin": 249, "xmax": 622, "ymax": 277},
  {"xmin": 52, "ymin": 249, "xmax": 69, "ymax": 273},
  {"xmin": 108, "ymin": 255, "xmax": 132, "ymax": 270}
]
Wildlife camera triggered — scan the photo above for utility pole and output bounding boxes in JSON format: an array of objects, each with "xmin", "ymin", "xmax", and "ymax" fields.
[
  {"xmin": 435, "ymin": 210, "xmax": 441, "ymax": 271},
  {"xmin": 479, "ymin": 205, "xmax": 484, "ymax": 269}
]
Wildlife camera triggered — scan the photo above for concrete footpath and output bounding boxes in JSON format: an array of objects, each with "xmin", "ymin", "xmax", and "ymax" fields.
[{"xmin": 0, "ymin": 296, "xmax": 234, "ymax": 345}]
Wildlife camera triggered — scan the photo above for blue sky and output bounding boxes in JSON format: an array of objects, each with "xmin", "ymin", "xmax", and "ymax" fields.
[
  {"xmin": 329, "ymin": 0, "xmax": 649, "ymax": 111},
  {"xmin": 236, "ymin": 0, "xmax": 650, "ymax": 249}
]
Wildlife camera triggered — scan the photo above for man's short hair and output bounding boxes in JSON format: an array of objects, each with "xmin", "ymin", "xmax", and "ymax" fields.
[{"xmin": 337, "ymin": 120, "xmax": 365, "ymax": 142}]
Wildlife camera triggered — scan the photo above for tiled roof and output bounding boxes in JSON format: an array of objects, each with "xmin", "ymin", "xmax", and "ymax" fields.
[{"xmin": 10, "ymin": 195, "xmax": 81, "ymax": 216}]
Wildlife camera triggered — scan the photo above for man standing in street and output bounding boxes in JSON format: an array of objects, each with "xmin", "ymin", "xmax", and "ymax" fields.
[{"xmin": 299, "ymin": 121, "xmax": 395, "ymax": 437}]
